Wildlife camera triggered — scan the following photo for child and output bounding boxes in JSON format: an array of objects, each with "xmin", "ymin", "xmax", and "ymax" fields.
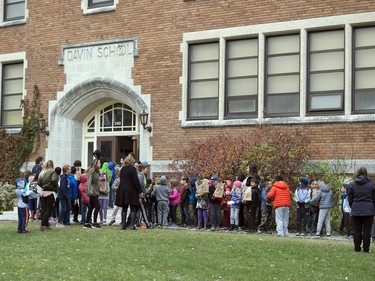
[
  {"xmin": 208, "ymin": 175, "xmax": 222, "ymax": 231},
  {"xmin": 310, "ymin": 181, "xmax": 333, "ymax": 237},
  {"xmin": 228, "ymin": 180, "xmax": 242, "ymax": 231},
  {"xmin": 108, "ymin": 169, "xmax": 122, "ymax": 226},
  {"xmin": 257, "ymin": 179, "xmax": 273, "ymax": 234},
  {"xmin": 294, "ymin": 177, "xmax": 312, "ymax": 236},
  {"xmin": 67, "ymin": 166, "xmax": 79, "ymax": 224},
  {"xmin": 340, "ymin": 183, "xmax": 352, "ymax": 239},
  {"xmin": 309, "ymin": 179, "xmax": 320, "ymax": 236},
  {"xmin": 145, "ymin": 178, "xmax": 156, "ymax": 226},
  {"xmin": 152, "ymin": 175, "xmax": 169, "ymax": 227},
  {"xmin": 189, "ymin": 177, "xmax": 198, "ymax": 227},
  {"xmin": 196, "ymin": 192, "xmax": 209, "ymax": 230},
  {"xmin": 179, "ymin": 176, "xmax": 191, "ymax": 227},
  {"xmin": 243, "ymin": 176, "xmax": 261, "ymax": 232},
  {"xmin": 221, "ymin": 180, "xmax": 232, "ymax": 230},
  {"xmin": 56, "ymin": 165, "xmax": 70, "ymax": 227},
  {"xmin": 16, "ymin": 174, "xmax": 37, "ymax": 233},
  {"xmin": 78, "ymin": 173, "xmax": 89, "ymax": 225},
  {"xmin": 99, "ymin": 162, "xmax": 112, "ymax": 224},
  {"xmin": 168, "ymin": 178, "xmax": 179, "ymax": 227}
]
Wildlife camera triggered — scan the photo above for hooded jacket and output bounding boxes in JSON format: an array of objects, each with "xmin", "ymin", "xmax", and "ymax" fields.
[
  {"xmin": 310, "ymin": 184, "xmax": 333, "ymax": 209},
  {"xmin": 37, "ymin": 170, "xmax": 59, "ymax": 192},
  {"xmin": 79, "ymin": 173, "xmax": 89, "ymax": 204},
  {"xmin": 267, "ymin": 181, "xmax": 291, "ymax": 208},
  {"xmin": 153, "ymin": 176, "xmax": 170, "ymax": 202},
  {"xmin": 348, "ymin": 176, "xmax": 375, "ymax": 216}
]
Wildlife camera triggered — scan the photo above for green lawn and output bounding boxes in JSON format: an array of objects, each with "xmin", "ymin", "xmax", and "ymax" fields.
[{"xmin": 0, "ymin": 221, "xmax": 373, "ymax": 281}]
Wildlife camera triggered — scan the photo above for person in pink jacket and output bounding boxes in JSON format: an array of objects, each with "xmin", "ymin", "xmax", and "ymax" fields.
[
  {"xmin": 267, "ymin": 176, "xmax": 291, "ymax": 237},
  {"xmin": 168, "ymin": 178, "xmax": 180, "ymax": 227},
  {"xmin": 78, "ymin": 173, "xmax": 90, "ymax": 225}
]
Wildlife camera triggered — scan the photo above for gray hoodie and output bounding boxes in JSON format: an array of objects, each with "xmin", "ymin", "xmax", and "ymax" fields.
[
  {"xmin": 310, "ymin": 183, "xmax": 333, "ymax": 209},
  {"xmin": 152, "ymin": 175, "xmax": 169, "ymax": 202}
]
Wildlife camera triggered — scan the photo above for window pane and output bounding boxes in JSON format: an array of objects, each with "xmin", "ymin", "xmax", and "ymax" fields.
[
  {"xmin": 229, "ymin": 99, "xmax": 256, "ymax": 114},
  {"xmin": 267, "ymin": 35, "xmax": 300, "ymax": 55},
  {"xmin": 3, "ymin": 63, "xmax": 23, "ymax": 78},
  {"xmin": 228, "ymin": 58, "xmax": 257, "ymax": 77},
  {"xmin": 355, "ymin": 26, "xmax": 375, "ymax": 47},
  {"xmin": 267, "ymin": 94, "xmax": 299, "ymax": 114},
  {"xmin": 355, "ymin": 90, "xmax": 375, "ymax": 110},
  {"xmin": 355, "ymin": 49, "xmax": 375, "ymax": 68},
  {"xmin": 190, "ymin": 43, "xmax": 219, "ymax": 61},
  {"xmin": 191, "ymin": 62, "xmax": 218, "ymax": 80},
  {"xmin": 310, "ymin": 30, "xmax": 344, "ymax": 51},
  {"xmin": 3, "ymin": 111, "xmax": 22, "ymax": 126},
  {"xmin": 228, "ymin": 39, "xmax": 258, "ymax": 58},
  {"xmin": 228, "ymin": 78, "xmax": 257, "ymax": 96},
  {"xmin": 310, "ymin": 94, "xmax": 342, "ymax": 110},
  {"xmin": 3, "ymin": 95, "xmax": 22, "ymax": 110},
  {"xmin": 190, "ymin": 81, "xmax": 218, "ymax": 98},
  {"xmin": 3, "ymin": 79, "xmax": 23, "ymax": 94},
  {"xmin": 189, "ymin": 99, "xmax": 218, "ymax": 117},
  {"xmin": 268, "ymin": 55, "xmax": 299, "ymax": 74},
  {"xmin": 310, "ymin": 72, "xmax": 343, "ymax": 91},
  {"xmin": 355, "ymin": 70, "xmax": 375, "ymax": 89},
  {"xmin": 123, "ymin": 110, "xmax": 133, "ymax": 127},
  {"xmin": 310, "ymin": 51, "xmax": 344, "ymax": 71},
  {"xmin": 267, "ymin": 75, "xmax": 299, "ymax": 94},
  {"xmin": 5, "ymin": 2, "xmax": 25, "ymax": 20}
]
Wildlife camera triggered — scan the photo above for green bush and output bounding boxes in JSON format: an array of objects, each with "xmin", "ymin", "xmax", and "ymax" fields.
[{"xmin": 0, "ymin": 182, "xmax": 17, "ymax": 214}]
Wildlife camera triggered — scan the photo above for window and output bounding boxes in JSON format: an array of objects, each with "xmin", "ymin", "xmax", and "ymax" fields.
[
  {"xmin": 188, "ymin": 42, "xmax": 219, "ymax": 119},
  {"xmin": 353, "ymin": 26, "xmax": 375, "ymax": 113},
  {"xmin": 2, "ymin": 0, "xmax": 25, "ymax": 22},
  {"xmin": 88, "ymin": 0, "xmax": 114, "ymax": 9},
  {"xmin": 265, "ymin": 34, "xmax": 300, "ymax": 116},
  {"xmin": 225, "ymin": 38, "xmax": 258, "ymax": 117},
  {"xmin": 1, "ymin": 62, "xmax": 24, "ymax": 127},
  {"xmin": 307, "ymin": 30, "xmax": 345, "ymax": 113},
  {"xmin": 99, "ymin": 103, "xmax": 136, "ymax": 132}
]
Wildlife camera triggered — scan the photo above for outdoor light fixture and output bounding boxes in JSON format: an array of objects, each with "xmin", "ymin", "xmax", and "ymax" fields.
[
  {"xmin": 139, "ymin": 110, "xmax": 152, "ymax": 132},
  {"xmin": 38, "ymin": 117, "xmax": 50, "ymax": 136}
]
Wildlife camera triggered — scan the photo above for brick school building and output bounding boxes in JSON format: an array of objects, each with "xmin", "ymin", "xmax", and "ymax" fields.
[{"xmin": 1, "ymin": 0, "xmax": 374, "ymax": 175}]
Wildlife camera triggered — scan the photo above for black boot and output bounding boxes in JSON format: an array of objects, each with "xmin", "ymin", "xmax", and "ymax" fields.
[
  {"xmin": 129, "ymin": 212, "xmax": 137, "ymax": 230},
  {"xmin": 121, "ymin": 211, "xmax": 127, "ymax": 230}
]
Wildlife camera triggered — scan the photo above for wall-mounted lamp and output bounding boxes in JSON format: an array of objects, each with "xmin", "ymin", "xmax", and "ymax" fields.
[
  {"xmin": 139, "ymin": 110, "xmax": 152, "ymax": 132},
  {"xmin": 38, "ymin": 117, "xmax": 50, "ymax": 136}
]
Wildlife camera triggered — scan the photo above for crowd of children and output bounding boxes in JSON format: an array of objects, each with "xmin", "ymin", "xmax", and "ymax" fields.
[{"xmin": 15, "ymin": 156, "xmax": 375, "ymax": 247}]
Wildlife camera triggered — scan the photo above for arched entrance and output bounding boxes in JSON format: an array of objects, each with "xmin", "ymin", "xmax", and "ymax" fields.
[{"xmin": 47, "ymin": 77, "xmax": 151, "ymax": 169}]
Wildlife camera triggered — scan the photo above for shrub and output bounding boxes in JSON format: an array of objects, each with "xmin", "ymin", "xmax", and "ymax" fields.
[{"xmin": 0, "ymin": 182, "xmax": 17, "ymax": 214}]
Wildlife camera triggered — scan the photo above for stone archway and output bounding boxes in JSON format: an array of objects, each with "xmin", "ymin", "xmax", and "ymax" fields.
[{"xmin": 46, "ymin": 77, "xmax": 151, "ymax": 168}]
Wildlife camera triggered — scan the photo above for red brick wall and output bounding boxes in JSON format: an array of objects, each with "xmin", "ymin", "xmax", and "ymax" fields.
[{"xmin": 1, "ymin": 1, "xmax": 374, "ymax": 162}]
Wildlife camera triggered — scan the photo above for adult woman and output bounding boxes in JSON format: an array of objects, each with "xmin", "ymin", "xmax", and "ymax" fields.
[
  {"xmin": 84, "ymin": 159, "xmax": 101, "ymax": 229},
  {"xmin": 115, "ymin": 154, "xmax": 143, "ymax": 230},
  {"xmin": 348, "ymin": 167, "xmax": 375, "ymax": 253},
  {"xmin": 37, "ymin": 160, "xmax": 59, "ymax": 231}
]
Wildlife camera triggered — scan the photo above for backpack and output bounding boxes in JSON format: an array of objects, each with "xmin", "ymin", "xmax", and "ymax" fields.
[{"xmin": 99, "ymin": 176, "xmax": 108, "ymax": 194}]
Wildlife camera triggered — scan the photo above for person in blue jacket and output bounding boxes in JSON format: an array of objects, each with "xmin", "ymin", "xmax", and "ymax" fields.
[
  {"xmin": 56, "ymin": 165, "xmax": 70, "ymax": 227},
  {"xmin": 67, "ymin": 166, "xmax": 79, "ymax": 223}
]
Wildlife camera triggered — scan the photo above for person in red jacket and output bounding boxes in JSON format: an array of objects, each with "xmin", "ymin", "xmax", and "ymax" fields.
[{"xmin": 267, "ymin": 176, "xmax": 291, "ymax": 237}]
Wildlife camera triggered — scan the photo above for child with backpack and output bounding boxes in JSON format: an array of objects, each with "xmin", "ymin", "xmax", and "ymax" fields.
[
  {"xmin": 228, "ymin": 180, "xmax": 242, "ymax": 231},
  {"xmin": 16, "ymin": 172, "xmax": 37, "ymax": 233}
]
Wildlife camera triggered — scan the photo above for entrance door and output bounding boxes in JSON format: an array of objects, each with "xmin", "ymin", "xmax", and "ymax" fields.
[{"xmin": 97, "ymin": 136, "xmax": 136, "ymax": 164}]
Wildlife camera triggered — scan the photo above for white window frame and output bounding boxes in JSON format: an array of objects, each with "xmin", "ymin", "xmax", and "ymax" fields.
[
  {"xmin": 181, "ymin": 12, "xmax": 375, "ymax": 127},
  {"xmin": 81, "ymin": 0, "xmax": 118, "ymax": 15},
  {"xmin": 0, "ymin": 52, "xmax": 26, "ymax": 130},
  {"xmin": 0, "ymin": 0, "xmax": 28, "ymax": 27}
]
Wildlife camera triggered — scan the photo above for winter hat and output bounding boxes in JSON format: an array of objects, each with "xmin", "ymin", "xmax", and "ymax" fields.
[
  {"xmin": 189, "ymin": 177, "xmax": 197, "ymax": 185},
  {"xmin": 159, "ymin": 175, "xmax": 167, "ymax": 185},
  {"xmin": 300, "ymin": 177, "xmax": 309, "ymax": 187},
  {"xmin": 210, "ymin": 175, "xmax": 219, "ymax": 181},
  {"xmin": 233, "ymin": 180, "xmax": 242, "ymax": 188}
]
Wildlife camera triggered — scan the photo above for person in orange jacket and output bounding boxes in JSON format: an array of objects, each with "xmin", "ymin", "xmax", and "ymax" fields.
[{"xmin": 267, "ymin": 176, "xmax": 291, "ymax": 237}]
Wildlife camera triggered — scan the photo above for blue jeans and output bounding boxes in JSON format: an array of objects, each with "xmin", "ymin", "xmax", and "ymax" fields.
[
  {"xmin": 81, "ymin": 203, "xmax": 88, "ymax": 224},
  {"xmin": 180, "ymin": 203, "xmax": 191, "ymax": 226},
  {"xmin": 59, "ymin": 199, "xmax": 70, "ymax": 224}
]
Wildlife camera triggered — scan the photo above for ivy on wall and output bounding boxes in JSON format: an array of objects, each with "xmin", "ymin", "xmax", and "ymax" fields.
[{"xmin": 0, "ymin": 85, "xmax": 41, "ymax": 183}]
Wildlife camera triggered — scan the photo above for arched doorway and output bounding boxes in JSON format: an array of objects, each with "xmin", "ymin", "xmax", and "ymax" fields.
[{"xmin": 83, "ymin": 101, "xmax": 139, "ymax": 167}]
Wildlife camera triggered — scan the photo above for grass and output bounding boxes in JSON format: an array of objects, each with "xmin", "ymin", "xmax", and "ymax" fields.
[{"xmin": 0, "ymin": 221, "xmax": 374, "ymax": 281}]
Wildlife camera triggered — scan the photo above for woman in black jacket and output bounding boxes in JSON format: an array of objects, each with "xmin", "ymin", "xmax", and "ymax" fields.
[
  {"xmin": 348, "ymin": 167, "xmax": 375, "ymax": 253},
  {"xmin": 115, "ymin": 154, "xmax": 143, "ymax": 230}
]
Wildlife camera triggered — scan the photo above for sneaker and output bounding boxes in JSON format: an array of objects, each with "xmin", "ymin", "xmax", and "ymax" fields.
[
  {"xmin": 257, "ymin": 230, "xmax": 263, "ymax": 234},
  {"xmin": 83, "ymin": 223, "xmax": 92, "ymax": 228},
  {"xmin": 56, "ymin": 223, "xmax": 64, "ymax": 228},
  {"xmin": 210, "ymin": 226, "xmax": 215, "ymax": 231},
  {"xmin": 73, "ymin": 219, "xmax": 79, "ymax": 223},
  {"xmin": 108, "ymin": 220, "xmax": 116, "ymax": 226},
  {"xmin": 326, "ymin": 234, "xmax": 331, "ymax": 237},
  {"xmin": 296, "ymin": 232, "xmax": 301, "ymax": 236},
  {"xmin": 92, "ymin": 223, "xmax": 102, "ymax": 229},
  {"xmin": 312, "ymin": 233, "xmax": 320, "ymax": 238},
  {"xmin": 102, "ymin": 220, "xmax": 107, "ymax": 225}
]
